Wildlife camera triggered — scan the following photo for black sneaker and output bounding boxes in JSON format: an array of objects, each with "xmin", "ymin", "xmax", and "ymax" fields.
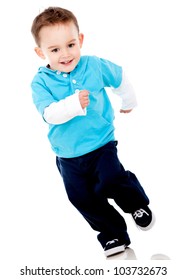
[
  {"xmin": 132, "ymin": 206, "xmax": 155, "ymax": 230},
  {"xmin": 104, "ymin": 239, "xmax": 127, "ymax": 257}
]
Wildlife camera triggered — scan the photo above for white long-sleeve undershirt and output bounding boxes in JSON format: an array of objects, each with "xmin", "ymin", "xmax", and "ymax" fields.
[
  {"xmin": 111, "ymin": 72, "xmax": 137, "ymax": 110},
  {"xmin": 43, "ymin": 91, "xmax": 86, "ymax": 125}
]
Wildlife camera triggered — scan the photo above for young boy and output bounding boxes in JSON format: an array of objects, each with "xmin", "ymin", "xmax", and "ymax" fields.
[{"xmin": 31, "ymin": 6, "xmax": 155, "ymax": 257}]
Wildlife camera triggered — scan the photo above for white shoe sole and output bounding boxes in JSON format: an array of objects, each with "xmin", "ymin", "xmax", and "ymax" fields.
[{"xmin": 105, "ymin": 244, "xmax": 126, "ymax": 257}]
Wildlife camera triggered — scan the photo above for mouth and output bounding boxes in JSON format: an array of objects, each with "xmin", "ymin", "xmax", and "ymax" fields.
[{"xmin": 60, "ymin": 59, "xmax": 73, "ymax": 66}]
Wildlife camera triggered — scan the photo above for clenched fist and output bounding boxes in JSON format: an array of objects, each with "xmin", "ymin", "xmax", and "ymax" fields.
[{"xmin": 79, "ymin": 90, "xmax": 90, "ymax": 109}]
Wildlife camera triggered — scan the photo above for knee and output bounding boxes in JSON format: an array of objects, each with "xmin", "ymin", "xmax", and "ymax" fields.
[
  {"xmin": 66, "ymin": 188, "xmax": 92, "ymax": 210},
  {"xmin": 94, "ymin": 172, "xmax": 119, "ymax": 197}
]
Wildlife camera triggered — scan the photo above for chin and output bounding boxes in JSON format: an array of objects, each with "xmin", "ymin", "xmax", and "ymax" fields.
[{"xmin": 63, "ymin": 66, "xmax": 75, "ymax": 73}]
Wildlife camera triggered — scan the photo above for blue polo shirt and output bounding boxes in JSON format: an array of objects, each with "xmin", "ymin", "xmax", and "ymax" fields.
[{"xmin": 31, "ymin": 55, "xmax": 122, "ymax": 158}]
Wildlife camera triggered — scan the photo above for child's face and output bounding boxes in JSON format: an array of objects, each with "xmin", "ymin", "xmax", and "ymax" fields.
[{"xmin": 35, "ymin": 22, "xmax": 84, "ymax": 73}]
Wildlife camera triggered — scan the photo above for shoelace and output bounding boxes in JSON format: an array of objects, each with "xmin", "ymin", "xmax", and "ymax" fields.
[
  {"xmin": 133, "ymin": 208, "xmax": 149, "ymax": 219},
  {"xmin": 106, "ymin": 239, "xmax": 119, "ymax": 246}
]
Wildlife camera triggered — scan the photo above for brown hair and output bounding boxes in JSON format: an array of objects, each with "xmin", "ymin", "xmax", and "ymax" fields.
[{"xmin": 31, "ymin": 6, "xmax": 79, "ymax": 46}]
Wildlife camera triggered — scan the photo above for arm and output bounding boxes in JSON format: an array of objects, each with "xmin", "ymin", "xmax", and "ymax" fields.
[
  {"xmin": 44, "ymin": 90, "xmax": 89, "ymax": 124},
  {"xmin": 111, "ymin": 71, "xmax": 137, "ymax": 113}
]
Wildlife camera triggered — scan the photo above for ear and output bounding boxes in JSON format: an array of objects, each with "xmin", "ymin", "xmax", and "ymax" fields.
[
  {"xmin": 78, "ymin": 33, "xmax": 84, "ymax": 48},
  {"xmin": 34, "ymin": 47, "xmax": 46, "ymax": 59}
]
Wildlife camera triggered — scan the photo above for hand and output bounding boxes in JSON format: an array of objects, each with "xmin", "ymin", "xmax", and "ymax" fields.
[
  {"xmin": 120, "ymin": 109, "xmax": 133, "ymax": 113},
  {"xmin": 79, "ymin": 90, "xmax": 90, "ymax": 109}
]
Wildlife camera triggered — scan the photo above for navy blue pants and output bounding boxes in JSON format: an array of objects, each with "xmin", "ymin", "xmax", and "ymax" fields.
[{"xmin": 56, "ymin": 141, "xmax": 149, "ymax": 248}]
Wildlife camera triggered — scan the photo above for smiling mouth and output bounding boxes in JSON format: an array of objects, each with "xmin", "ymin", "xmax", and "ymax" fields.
[{"xmin": 60, "ymin": 59, "xmax": 73, "ymax": 65}]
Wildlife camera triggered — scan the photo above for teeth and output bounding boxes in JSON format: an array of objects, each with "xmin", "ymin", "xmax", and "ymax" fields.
[
  {"xmin": 63, "ymin": 60, "xmax": 70, "ymax": 64},
  {"xmin": 60, "ymin": 59, "xmax": 72, "ymax": 65}
]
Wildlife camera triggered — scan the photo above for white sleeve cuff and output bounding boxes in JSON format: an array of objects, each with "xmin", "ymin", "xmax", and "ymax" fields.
[
  {"xmin": 111, "ymin": 71, "xmax": 137, "ymax": 110},
  {"xmin": 43, "ymin": 92, "xmax": 86, "ymax": 124}
]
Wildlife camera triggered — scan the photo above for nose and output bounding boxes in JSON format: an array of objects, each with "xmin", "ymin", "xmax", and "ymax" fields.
[{"xmin": 60, "ymin": 48, "xmax": 70, "ymax": 58}]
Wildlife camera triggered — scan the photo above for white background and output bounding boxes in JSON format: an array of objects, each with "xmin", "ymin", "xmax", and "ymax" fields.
[{"xmin": 1, "ymin": 0, "xmax": 186, "ymax": 278}]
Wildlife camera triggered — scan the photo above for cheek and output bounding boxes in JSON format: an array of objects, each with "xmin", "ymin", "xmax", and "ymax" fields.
[
  {"xmin": 46, "ymin": 53, "xmax": 56, "ymax": 62},
  {"xmin": 74, "ymin": 48, "xmax": 81, "ymax": 58}
]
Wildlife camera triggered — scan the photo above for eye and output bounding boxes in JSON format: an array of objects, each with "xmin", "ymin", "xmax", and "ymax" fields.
[
  {"xmin": 68, "ymin": 43, "xmax": 75, "ymax": 48},
  {"xmin": 51, "ymin": 48, "xmax": 60, "ymax": 53}
]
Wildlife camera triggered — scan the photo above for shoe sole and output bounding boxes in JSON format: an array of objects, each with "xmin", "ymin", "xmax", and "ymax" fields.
[{"xmin": 105, "ymin": 244, "xmax": 126, "ymax": 257}]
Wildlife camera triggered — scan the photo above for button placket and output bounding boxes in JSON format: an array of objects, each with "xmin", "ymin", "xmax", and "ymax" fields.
[{"xmin": 70, "ymin": 76, "xmax": 80, "ymax": 94}]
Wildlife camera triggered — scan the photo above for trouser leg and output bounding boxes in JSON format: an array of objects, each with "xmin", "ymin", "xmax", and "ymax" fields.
[
  {"xmin": 56, "ymin": 155, "xmax": 130, "ymax": 248},
  {"xmin": 93, "ymin": 141, "xmax": 149, "ymax": 213}
]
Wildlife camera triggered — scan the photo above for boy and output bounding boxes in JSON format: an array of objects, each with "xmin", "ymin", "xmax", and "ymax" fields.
[{"xmin": 31, "ymin": 6, "xmax": 155, "ymax": 257}]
